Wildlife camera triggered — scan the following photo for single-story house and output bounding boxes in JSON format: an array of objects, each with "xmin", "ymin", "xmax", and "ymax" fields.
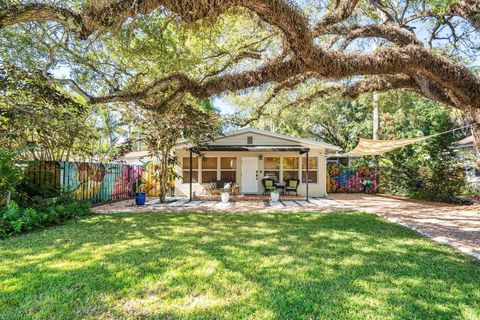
[
  {"xmin": 173, "ymin": 128, "xmax": 341, "ymax": 199},
  {"xmin": 455, "ymin": 135, "xmax": 480, "ymax": 185},
  {"xmin": 118, "ymin": 150, "xmax": 152, "ymax": 165},
  {"xmin": 455, "ymin": 135, "xmax": 476, "ymax": 154}
]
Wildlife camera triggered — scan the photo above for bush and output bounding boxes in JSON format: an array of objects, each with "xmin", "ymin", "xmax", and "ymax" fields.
[
  {"xmin": 3, "ymin": 202, "xmax": 21, "ymax": 221},
  {"xmin": 22, "ymin": 207, "xmax": 45, "ymax": 230},
  {"xmin": 0, "ymin": 150, "xmax": 23, "ymax": 200},
  {"xmin": 380, "ymin": 136, "xmax": 466, "ymax": 203},
  {"xmin": 0, "ymin": 196, "xmax": 92, "ymax": 238}
]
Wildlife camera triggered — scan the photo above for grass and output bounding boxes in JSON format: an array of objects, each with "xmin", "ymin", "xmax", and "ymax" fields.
[{"xmin": 1, "ymin": 212, "xmax": 479, "ymax": 320}]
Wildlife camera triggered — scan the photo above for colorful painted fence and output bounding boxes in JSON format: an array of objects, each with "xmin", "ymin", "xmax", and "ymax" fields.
[
  {"xmin": 327, "ymin": 164, "xmax": 379, "ymax": 193},
  {"xmin": 20, "ymin": 161, "xmax": 162, "ymax": 203}
]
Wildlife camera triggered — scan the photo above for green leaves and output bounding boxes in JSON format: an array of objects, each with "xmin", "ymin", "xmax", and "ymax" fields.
[
  {"xmin": 0, "ymin": 66, "xmax": 96, "ymax": 161},
  {"xmin": 0, "ymin": 149, "xmax": 23, "ymax": 194}
]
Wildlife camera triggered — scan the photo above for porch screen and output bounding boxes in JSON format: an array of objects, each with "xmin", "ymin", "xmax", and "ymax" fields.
[
  {"xmin": 202, "ymin": 157, "xmax": 217, "ymax": 183},
  {"xmin": 302, "ymin": 157, "xmax": 318, "ymax": 183},
  {"xmin": 264, "ymin": 157, "xmax": 280, "ymax": 181},
  {"xmin": 220, "ymin": 157, "xmax": 236, "ymax": 181},
  {"xmin": 283, "ymin": 157, "xmax": 299, "ymax": 180},
  {"xmin": 182, "ymin": 157, "xmax": 198, "ymax": 183}
]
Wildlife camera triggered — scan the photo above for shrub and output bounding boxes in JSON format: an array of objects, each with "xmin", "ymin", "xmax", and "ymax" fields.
[
  {"xmin": 46, "ymin": 206, "xmax": 61, "ymax": 225},
  {"xmin": 0, "ymin": 196, "xmax": 91, "ymax": 238},
  {"xmin": 22, "ymin": 207, "xmax": 45, "ymax": 230},
  {"xmin": 64, "ymin": 202, "xmax": 91, "ymax": 217},
  {"xmin": 3, "ymin": 202, "xmax": 21, "ymax": 221},
  {"xmin": 0, "ymin": 150, "xmax": 23, "ymax": 200},
  {"xmin": 380, "ymin": 129, "xmax": 466, "ymax": 203}
]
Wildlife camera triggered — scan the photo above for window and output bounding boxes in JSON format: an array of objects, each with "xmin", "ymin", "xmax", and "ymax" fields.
[
  {"xmin": 220, "ymin": 157, "xmax": 236, "ymax": 182},
  {"xmin": 283, "ymin": 157, "xmax": 299, "ymax": 180},
  {"xmin": 182, "ymin": 157, "xmax": 198, "ymax": 183},
  {"xmin": 264, "ymin": 157, "xmax": 280, "ymax": 181},
  {"xmin": 202, "ymin": 157, "xmax": 218, "ymax": 183},
  {"xmin": 302, "ymin": 157, "xmax": 318, "ymax": 183},
  {"xmin": 326, "ymin": 157, "xmax": 349, "ymax": 166},
  {"xmin": 247, "ymin": 136, "xmax": 253, "ymax": 144}
]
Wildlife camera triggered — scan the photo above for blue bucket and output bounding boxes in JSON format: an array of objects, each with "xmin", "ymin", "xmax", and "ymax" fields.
[{"xmin": 135, "ymin": 192, "xmax": 146, "ymax": 205}]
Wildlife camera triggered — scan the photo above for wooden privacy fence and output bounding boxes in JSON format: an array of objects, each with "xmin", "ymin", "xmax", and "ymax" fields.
[
  {"xmin": 19, "ymin": 161, "xmax": 161, "ymax": 203},
  {"xmin": 327, "ymin": 163, "xmax": 379, "ymax": 193}
]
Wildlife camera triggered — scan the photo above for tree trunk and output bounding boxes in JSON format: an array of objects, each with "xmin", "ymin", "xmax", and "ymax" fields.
[{"xmin": 157, "ymin": 149, "xmax": 170, "ymax": 203}]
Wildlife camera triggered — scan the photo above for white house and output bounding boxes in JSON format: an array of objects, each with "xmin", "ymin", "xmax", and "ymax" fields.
[
  {"xmin": 455, "ymin": 135, "xmax": 480, "ymax": 185},
  {"xmin": 173, "ymin": 128, "xmax": 341, "ymax": 199},
  {"xmin": 118, "ymin": 150, "xmax": 152, "ymax": 165}
]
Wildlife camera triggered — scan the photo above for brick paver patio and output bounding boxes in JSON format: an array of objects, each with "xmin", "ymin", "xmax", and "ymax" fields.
[
  {"xmin": 93, "ymin": 194, "xmax": 480, "ymax": 259},
  {"xmin": 329, "ymin": 194, "xmax": 480, "ymax": 260}
]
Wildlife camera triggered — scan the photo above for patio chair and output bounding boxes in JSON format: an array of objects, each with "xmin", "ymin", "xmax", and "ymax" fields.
[
  {"xmin": 285, "ymin": 179, "xmax": 300, "ymax": 196},
  {"xmin": 262, "ymin": 178, "xmax": 275, "ymax": 195}
]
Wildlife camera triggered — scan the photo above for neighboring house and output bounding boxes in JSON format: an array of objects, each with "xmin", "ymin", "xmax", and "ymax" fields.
[
  {"xmin": 173, "ymin": 128, "xmax": 341, "ymax": 199},
  {"xmin": 455, "ymin": 135, "xmax": 480, "ymax": 185},
  {"xmin": 118, "ymin": 150, "xmax": 154, "ymax": 165},
  {"xmin": 456, "ymin": 135, "xmax": 476, "ymax": 154}
]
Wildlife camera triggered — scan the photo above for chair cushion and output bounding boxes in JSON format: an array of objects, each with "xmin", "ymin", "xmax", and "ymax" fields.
[
  {"xmin": 265, "ymin": 180, "xmax": 274, "ymax": 188},
  {"xmin": 288, "ymin": 180, "xmax": 297, "ymax": 188}
]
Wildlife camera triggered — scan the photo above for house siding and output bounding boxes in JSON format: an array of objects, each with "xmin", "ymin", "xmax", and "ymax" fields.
[{"xmin": 207, "ymin": 132, "xmax": 304, "ymax": 146}]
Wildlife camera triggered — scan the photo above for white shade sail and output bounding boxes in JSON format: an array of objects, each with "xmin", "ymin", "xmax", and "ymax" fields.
[{"xmin": 347, "ymin": 136, "xmax": 434, "ymax": 156}]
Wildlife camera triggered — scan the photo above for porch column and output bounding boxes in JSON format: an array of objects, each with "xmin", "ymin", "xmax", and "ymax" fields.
[
  {"xmin": 306, "ymin": 151, "xmax": 309, "ymax": 201},
  {"xmin": 189, "ymin": 149, "xmax": 193, "ymax": 201}
]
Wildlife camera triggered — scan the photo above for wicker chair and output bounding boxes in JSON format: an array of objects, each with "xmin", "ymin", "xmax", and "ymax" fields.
[
  {"xmin": 262, "ymin": 178, "xmax": 275, "ymax": 195},
  {"xmin": 285, "ymin": 179, "xmax": 300, "ymax": 196}
]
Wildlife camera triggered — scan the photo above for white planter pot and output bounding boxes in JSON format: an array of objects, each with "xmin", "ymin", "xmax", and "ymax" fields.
[
  {"xmin": 221, "ymin": 192, "xmax": 230, "ymax": 203},
  {"xmin": 270, "ymin": 192, "xmax": 280, "ymax": 202}
]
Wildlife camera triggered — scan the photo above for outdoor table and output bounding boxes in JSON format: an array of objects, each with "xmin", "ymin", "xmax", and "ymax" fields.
[{"xmin": 275, "ymin": 182, "xmax": 286, "ymax": 195}]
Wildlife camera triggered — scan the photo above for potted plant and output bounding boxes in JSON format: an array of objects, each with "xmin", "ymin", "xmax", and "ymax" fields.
[
  {"xmin": 221, "ymin": 183, "xmax": 231, "ymax": 203},
  {"xmin": 134, "ymin": 178, "xmax": 147, "ymax": 206},
  {"xmin": 269, "ymin": 187, "xmax": 280, "ymax": 202}
]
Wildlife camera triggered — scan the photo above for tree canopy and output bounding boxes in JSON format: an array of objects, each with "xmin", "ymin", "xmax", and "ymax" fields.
[
  {"xmin": 1, "ymin": 0, "xmax": 479, "ymax": 113},
  {"xmin": 1, "ymin": 0, "xmax": 480, "ymax": 153},
  {"xmin": 0, "ymin": 66, "xmax": 98, "ymax": 161}
]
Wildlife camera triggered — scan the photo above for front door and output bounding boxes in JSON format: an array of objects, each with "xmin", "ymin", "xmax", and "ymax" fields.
[{"xmin": 241, "ymin": 157, "xmax": 259, "ymax": 194}]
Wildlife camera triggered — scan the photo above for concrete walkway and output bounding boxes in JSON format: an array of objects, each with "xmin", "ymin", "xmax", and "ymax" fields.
[
  {"xmin": 93, "ymin": 197, "xmax": 349, "ymax": 214},
  {"xmin": 93, "ymin": 194, "xmax": 480, "ymax": 259},
  {"xmin": 329, "ymin": 194, "xmax": 480, "ymax": 260}
]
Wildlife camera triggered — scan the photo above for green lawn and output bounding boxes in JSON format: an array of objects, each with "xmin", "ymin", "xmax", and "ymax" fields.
[{"xmin": 1, "ymin": 212, "xmax": 479, "ymax": 320}]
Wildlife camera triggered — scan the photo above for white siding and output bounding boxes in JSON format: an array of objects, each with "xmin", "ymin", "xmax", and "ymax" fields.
[{"xmin": 207, "ymin": 132, "xmax": 301, "ymax": 146}]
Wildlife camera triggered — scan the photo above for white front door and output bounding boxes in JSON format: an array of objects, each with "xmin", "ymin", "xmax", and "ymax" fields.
[{"xmin": 241, "ymin": 157, "xmax": 259, "ymax": 194}]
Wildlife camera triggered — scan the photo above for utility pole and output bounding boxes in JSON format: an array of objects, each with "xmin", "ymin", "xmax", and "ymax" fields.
[
  {"xmin": 372, "ymin": 91, "xmax": 380, "ymax": 140},
  {"xmin": 372, "ymin": 41, "xmax": 380, "ymax": 141}
]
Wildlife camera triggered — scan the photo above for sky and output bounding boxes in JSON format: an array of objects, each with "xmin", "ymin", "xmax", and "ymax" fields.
[{"xmin": 212, "ymin": 96, "xmax": 236, "ymax": 115}]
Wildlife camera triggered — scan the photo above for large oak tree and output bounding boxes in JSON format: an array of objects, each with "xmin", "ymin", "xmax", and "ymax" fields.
[{"xmin": 1, "ymin": 0, "xmax": 480, "ymax": 148}]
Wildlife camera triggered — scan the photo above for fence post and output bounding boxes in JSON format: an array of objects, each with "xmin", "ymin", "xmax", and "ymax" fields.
[{"xmin": 6, "ymin": 191, "xmax": 11, "ymax": 208}]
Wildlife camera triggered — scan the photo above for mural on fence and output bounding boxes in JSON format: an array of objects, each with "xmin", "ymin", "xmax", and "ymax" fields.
[
  {"xmin": 22, "ymin": 161, "xmax": 164, "ymax": 203},
  {"xmin": 327, "ymin": 164, "xmax": 379, "ymax": 193},
  {"xmin": 64, "ymin": 162, "xmax": 162, "ymax": 201},
  {"xmin": 140, "ymin": 162, "xmax": 162, "ymax": 197}
]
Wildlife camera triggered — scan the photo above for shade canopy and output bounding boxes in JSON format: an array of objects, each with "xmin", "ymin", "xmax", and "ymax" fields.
[{"xmin": 347, "ymin": 136, "xmax": 433, "ymax": 156}]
